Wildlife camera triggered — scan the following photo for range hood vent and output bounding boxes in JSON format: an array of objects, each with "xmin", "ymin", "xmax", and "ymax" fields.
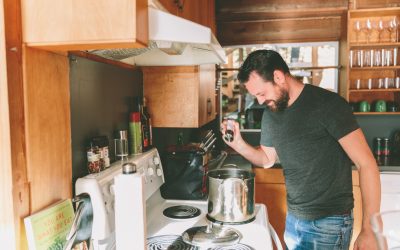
[{"xmin": 89, "ymin": 5, "xmax": 226, "ymax": 66}]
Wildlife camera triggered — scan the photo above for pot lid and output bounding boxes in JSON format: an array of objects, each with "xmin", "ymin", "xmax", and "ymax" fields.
[{"xmin": 182, "ymin": 225, "xmax": 242, "ymax": 248}]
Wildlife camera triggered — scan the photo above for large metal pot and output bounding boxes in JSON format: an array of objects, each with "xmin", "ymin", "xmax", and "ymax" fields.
[{"xmin": 207, "ymin": 167, "xmax": 255, "ymax": 224}]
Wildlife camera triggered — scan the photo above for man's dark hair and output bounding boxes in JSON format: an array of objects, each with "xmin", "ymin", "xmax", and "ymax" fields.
[{"xmin": 237, "ymin": 50, "xmax": 290, "ymax": 84}]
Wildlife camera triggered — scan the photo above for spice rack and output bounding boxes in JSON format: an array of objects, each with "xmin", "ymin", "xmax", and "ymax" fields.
[{"xmin": 347, "ymin": 7, "xmax": 400, "ymax": 115}]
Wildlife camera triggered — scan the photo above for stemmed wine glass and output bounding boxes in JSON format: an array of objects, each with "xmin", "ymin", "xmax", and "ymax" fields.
[
  {"xmin": 388, "ymin": 17, "xmax": 398, "ymax": 42},
  {"xmin": 365, "ymin": 18, "xmax": 373, "ymax": 43},
  {"xmin": 353, "ymin": 20, "xmax": 362, "ymax": 43},
  {"xmin": 378, "ymin": 19, "xmax": 386, "ymax": 43}
]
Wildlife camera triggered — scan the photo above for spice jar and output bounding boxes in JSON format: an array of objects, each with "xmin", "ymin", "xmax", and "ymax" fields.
[
  {"xmin": 91, "ymin": 136, "xmax": 110, "ymax": 170},
  {"xmin": 87, "ymin": 145, "xmax": 101, "ymax": 173}
]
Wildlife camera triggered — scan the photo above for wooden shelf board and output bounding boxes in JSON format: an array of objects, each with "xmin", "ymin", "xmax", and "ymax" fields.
[
  {"xmin": 349, "ymin": 89, "xmax": 400, "ymax": 92},
  {"xmin": 353, "ymin": 112, "xmax": 400, "ymax": 115},
  {"xmin": 349, "ymin": 42, "xmax": 400, "ymax": 49},
  {"xmin": 350, "ymin": 66, "xmax": 400, "ymax": 70}
]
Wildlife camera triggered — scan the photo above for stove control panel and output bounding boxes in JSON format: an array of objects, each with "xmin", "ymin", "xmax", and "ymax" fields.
[{"xmin": 75, "ymin": 148, "xmax": 165, "ymax": 249}]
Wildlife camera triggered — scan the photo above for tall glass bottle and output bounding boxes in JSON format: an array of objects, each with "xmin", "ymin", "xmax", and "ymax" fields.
[{"xmin": 141, "ymin": 97, "xmax": 152, "ymax": 151}]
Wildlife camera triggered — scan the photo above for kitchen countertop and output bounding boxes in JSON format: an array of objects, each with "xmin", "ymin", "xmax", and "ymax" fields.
[{"xmin": 220, "ymin": 151, "xmax": 400, "ymax": 172}]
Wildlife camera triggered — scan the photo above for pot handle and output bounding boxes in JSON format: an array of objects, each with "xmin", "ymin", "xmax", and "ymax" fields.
[{"xmin": 221, "ymin": 163, "xmax": 238, "ymax": 168}]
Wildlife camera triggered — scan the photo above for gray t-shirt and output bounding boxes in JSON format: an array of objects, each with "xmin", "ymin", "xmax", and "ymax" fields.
[{"xmin": 260, "ymin": 84, "xmax": 359, "ymax": 220}]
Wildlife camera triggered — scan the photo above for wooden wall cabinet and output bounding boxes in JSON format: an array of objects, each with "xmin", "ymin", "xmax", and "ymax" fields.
[
  {"xmin": 142, "ymin": 65, "xmax": 216, "ymax": 128},
  {"xmin": 254, "ymin": 168, "xmax": 362, "ymax": 250},
  {"xmin": 158, "ymin": 0, "xmax": 216, "ymax": 34},
  {"xmin": 20, "ymin": 0, "xmax": 149, "ymax": 51},
  {"xmin": 347, "ymin": 8, "xmax": 400, "ymax": 115}
]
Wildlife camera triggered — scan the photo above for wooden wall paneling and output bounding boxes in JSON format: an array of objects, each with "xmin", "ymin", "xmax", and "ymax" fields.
[
  {"xmin": 23, "ymin": 47, "xmax": 72, "ymax": 212},
  {"xmin": 3, "ymin": 0, "xmax": 30, "ymax": 248},
  {"xmin": 354, "ymin": 0, "xmax": 400, "ymax": 9},
  {"xmin": 216, "ymin": 0, "xmax": 348, "ymax": 14},
  {"xmin": 217, "ymin": 16, "xmax": 342, "ymax": 46},
  {"xmin": 20, "ymin": 0, "xmax": 148, "ymax": 51},
  {"xmin": 0, "ymin": 0, "xmax": 17, "ymax": 248}
]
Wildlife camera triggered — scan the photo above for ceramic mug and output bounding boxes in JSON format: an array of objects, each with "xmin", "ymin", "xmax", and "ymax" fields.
[
  {"xmin": 359, "ymin": 101, "xmax": 370, "ymax": 112},
  {"xmin": 374, "ymin": 100, "xmax": 387, "ymax": 112},
  {"xmin": 387, "ymin": 101, "xmax": 399, "ymax": 112}
]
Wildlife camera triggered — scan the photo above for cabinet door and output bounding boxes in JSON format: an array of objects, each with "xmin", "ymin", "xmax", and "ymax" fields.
[
  {"xmin": 143, "ymin": 67, "xmax": 199, "ymax": 127},
  {"xmin": 255, "ymin": 183, "xmax": 287, "ymax": 248},
  {"xmin": 158, "ymin": 0, "xmax": 215, "ymax": 33},
  {"xmin": 21, "ymin": 0, "xmax": 148, "ymax": 51},
  {"xmin": 198, "ymin": 65, "xmax": 216, "ymax": 126}
]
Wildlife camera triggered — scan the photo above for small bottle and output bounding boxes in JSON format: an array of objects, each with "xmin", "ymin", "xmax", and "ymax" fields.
[
  {"xmin": 224, "ymin": 119, "xmax": 234, "ymax": 142},
  {"xmin": 140, "ymin": 97, "xmax": 152, "ymax": 151},
  {"xmin": 383, "ymin": 138, "xmax": 391, "ymax": 156},
  {"xmin": 373, "ymin": 137, "xmax": 382, "ymax": 156},
  {"xmin": 129, "ymin": 112, "xmax": 142, "ymax": 155},
  {"xmin": 87, "ymin": 143, "xmax": 101, "ymax": 173}
]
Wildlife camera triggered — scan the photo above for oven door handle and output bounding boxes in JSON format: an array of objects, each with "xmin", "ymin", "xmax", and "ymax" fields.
[{"xmin": 269, "ymin": 222, "xmax": 283, "ymax": 250}]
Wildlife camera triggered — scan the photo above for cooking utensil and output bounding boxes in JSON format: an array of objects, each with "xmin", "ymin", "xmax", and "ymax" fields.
[
  {"xmin": 200, "ymin": 133, "xmax": 215, "ymax": 150},
  {"xmin": 182, "ymin": 224, "xmax": 242, "ymax": 248},
  {"xmin": 203, "ymin": 137, "xmax": 216, "ymax": 153},
  {"xmin": 199, "ymin": 131, "xmax": 214, "ymax": 148},
  {"xmin": 207, "ymin": 168, "xmax": 255, "ymax": 224}
]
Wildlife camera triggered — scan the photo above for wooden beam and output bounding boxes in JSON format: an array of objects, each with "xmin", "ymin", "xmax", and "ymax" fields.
[
  {"xmin": 354, "ymin": 0, "xmax": 400, "ymax": 9},
  {"xmin": 217, "ymin": 16, "xmax": 342, "ymax": 46},
  {"xmin": 3, "ymin": 0, "xmax": 30, "ymax": 248},
  {"xmin": 0, "ymin": 0, "xmax": 17, "ymax": 248},
  {"xmin": 216, "ymin": 0, "xmax": 348, "ymax": 13}
]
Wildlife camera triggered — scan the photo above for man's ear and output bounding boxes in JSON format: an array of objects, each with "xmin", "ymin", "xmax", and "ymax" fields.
[{"xmin": 273, "ymin": 70, "xmax": 285, "ymax": 85}]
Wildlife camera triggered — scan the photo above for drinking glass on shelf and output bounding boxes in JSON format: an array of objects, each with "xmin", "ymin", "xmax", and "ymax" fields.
[
  {"xmin": 386, "ymin": 48, "xmax": 394, "ymax": 66},
  {"xmin": 114, "ymin": 138, "xmax": 128, "ymax": 162},
  {"xmin": 378, "ymin": 19, "xmax": 385, "ymax": 42},
  {"xmin": 365, "ymin": 18, "xmax": 373, "ymax": 43},
  {"xmin": 364, "ymin": 50, "xmax": 372, "ymax": 67},
  {"xmin": 388, "ymin": 17, "xmax": 398, "ymax": 42},
  {"xmin": 374, "ymin": 49, "xmax": 382, "ymax": 67},
  {"xmin": 353, "ymin": 20, "xmax": 362, "ymax": 43}
]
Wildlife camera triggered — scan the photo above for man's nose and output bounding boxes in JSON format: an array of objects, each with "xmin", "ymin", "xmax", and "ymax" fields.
[{"xmin": 257, "ymin": 96, "xmax": 266, "ymax": 104}]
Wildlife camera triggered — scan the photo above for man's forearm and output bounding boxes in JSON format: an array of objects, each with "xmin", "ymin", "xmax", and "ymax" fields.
[
  {"xmin": 358, "ymin": 162, "xmax": 381, "ymax": 231},
  {"xmin": 232, "ymin": 139, "xmax": 274, "ymax": 167}
]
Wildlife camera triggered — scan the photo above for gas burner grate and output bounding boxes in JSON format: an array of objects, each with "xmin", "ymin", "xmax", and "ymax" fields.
[
  {"xmin": 147, "ymin": 235, "xmax": 255, "ymax": 250},
  {"xmin": 163, "ymin": 205, "xmax": 201, "ymax": 219}
]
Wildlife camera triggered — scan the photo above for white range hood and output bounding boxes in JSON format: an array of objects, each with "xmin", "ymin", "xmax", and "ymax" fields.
[{"xmin": 90, "ymin": 5, "xmax": 226, "ymax": 66}]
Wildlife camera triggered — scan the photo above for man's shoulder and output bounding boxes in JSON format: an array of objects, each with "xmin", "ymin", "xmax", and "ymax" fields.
[{"xmin": 306, "ymin": 84, "xmax": 344, "ymax": 105}]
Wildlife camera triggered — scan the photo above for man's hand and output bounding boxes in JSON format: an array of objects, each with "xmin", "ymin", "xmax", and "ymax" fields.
[
  {"xmin": 220, "ymin": 120, "xmax": 243, "ymax": 148},
  {"xmin": 353, "ymin": 229, "xmax": 378, "ymax": 250}
]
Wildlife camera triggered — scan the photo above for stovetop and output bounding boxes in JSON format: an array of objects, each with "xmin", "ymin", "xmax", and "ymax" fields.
[{"xmin": 146, "ymin": 191, "xmax": 273, "ymax": 250}]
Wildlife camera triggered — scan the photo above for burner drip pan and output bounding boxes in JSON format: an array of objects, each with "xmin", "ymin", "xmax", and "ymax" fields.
[
  {"xmin": 163, "ymin": 205, "xmax": 201, "ymax": 219},
  {"xmin": 147, "ymin": 235, "xmax": 255, "ymax": 250}
]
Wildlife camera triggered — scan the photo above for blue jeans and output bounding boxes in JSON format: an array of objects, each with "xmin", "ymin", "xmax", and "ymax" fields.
[{"xmin": 284, "ymin": 211, "xmax": 353, "ymax": 250}]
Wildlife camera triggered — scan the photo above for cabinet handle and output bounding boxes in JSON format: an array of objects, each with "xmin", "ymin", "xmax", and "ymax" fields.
[{"xmin": 207, "ymin": 98, "xmax": 212, "ymax": 116}]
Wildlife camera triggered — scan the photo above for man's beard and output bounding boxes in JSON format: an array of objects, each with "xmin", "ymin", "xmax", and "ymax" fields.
[{"xmin": 266, "ymin": 87, "xmax": 289, "ymax": 112}]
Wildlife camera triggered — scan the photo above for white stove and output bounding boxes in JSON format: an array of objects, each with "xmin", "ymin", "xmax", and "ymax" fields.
[{"xmin": 75, "ymin": 148, "xmax": 281, "ymax": 250}]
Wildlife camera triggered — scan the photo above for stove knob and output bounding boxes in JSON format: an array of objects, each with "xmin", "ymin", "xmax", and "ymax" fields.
[
  {"xmin": 153, "ymin": 156, "xmax": 160, "ymax": 165},
  {"xmin": 156, "ymin": 168, "xmax": 163, "ymax": 176},
  {"xmin": 147, "ymin": 167, "xmax": 154, "ymax": 176},
  {"xmin": 109, "ymin": 184, "xmax": 115, "ymax": 195}
]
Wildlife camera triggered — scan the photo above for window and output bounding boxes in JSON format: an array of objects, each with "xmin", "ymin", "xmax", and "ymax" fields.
[{"xmin": 219, "ymin": 42, "xmax": 340, "ymax": 130}]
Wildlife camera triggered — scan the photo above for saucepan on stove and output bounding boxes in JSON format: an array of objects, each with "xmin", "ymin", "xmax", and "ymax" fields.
[{"xmin": 207, "ymin": 165, "xmax": 256, "ymax": 224}]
